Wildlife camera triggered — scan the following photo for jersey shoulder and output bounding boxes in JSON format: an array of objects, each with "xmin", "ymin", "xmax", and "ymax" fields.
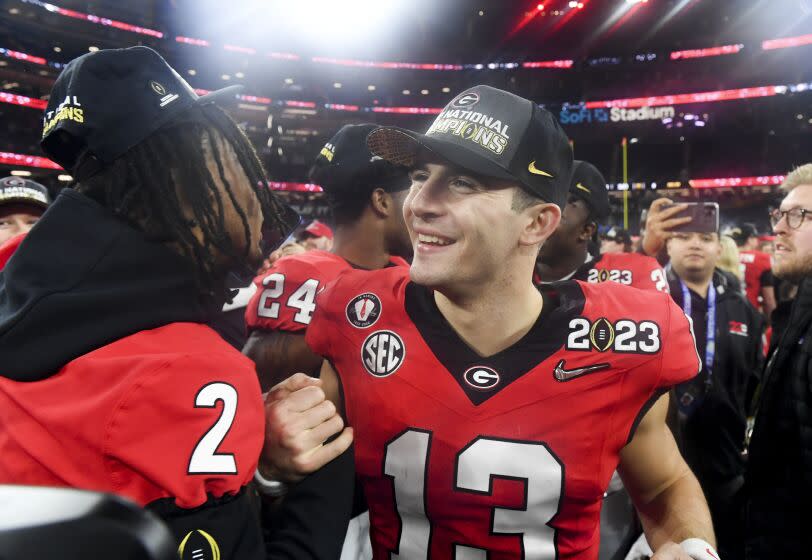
[
  {"xmin": 600, "ymin": 251, "xmax": 659, "ymax": 270},
  {"xmin": 320, "ymin": 265, "xmax": 410, "ymax": 311},
  {"xmin": 576, "ymin": 279, "xmax": 672, "ymax": 321},
  {"xmin": 246, "ymin": 251, "xmax": 350, "ymax": 333},
  {"xmin": 389, "ymin": 255, "xmax": 410, "ymax": 268},
  {"xmin": 305, "ymin": 266, "xmax": 410, "ymax": 357},
  {"xmin": 89, "ymin": 324, "xmax": 263, "ymax": 507},
  {"xmin": 267, "ymin": 250, "xmax": 349, "ymax": 280}
]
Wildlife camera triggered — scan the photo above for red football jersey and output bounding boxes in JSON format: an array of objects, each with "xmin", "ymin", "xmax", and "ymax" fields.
[
  {"xmin": 0, "ymin": 323, "xmax": 264, "ymax": 508},
  {"xmin": 581, "ymin": 253, "xmax": 669, "ymax": 293},
  {"xmin": 0, "ymin": 232, "xmax": 25, "ymax": 270},
  {"xmin": 246, "ymin": 250, "xmax": 407, "ymax": 334},
  {"xmin": 738, "ymin": 250, "xmax": 773, "ymax": 310},
  {"xmin": 307, "ymin": 268, "xmax": 699, "ymax": 559}
]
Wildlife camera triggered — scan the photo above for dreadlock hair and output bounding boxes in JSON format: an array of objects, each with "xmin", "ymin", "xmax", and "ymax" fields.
[{"xmin": 75, "ymin": 103, "xmax": 291, "ymax": 296}]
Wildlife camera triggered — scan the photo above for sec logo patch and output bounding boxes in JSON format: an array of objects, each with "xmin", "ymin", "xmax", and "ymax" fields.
[
  {"xmin": 463, "ymin": 366, "xmax": 500, "ymax": 390},
  {"xmin": 346, "ymin": 293, "xmax": 382, "ymax": 328},
  {"xmin": 362, "ymin": 330, "xmax": 405, "ymax": 377}
]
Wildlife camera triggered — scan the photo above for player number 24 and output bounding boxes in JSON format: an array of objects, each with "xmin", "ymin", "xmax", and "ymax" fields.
[
  {"xmin": 257, "ymin": 273, "xmax": 319, "ymax": 325},
  {"xmin": 385, "ymin": 429, "xmax": 563, "ymax": 559}
]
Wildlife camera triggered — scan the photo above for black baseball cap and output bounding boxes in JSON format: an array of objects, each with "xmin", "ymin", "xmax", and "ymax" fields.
[
  {"xmin": 310, "ymin": 124, "xmax": 410, "ymax": 194},
  {"xmin": 40, "ymin": 46, "xmax": 243, "ymax": 179},
  {"xmin": 569, "ymin": 160, "xmax": 610, "ymax": 221},
  {"xmin": 0, "ymin": 177, "xmax": 51, "ymax": 210},
  {"xmin": 729, "ymin": 223, "xmax": 757, "ymax": 245},
  {"xmin": 366, "ymin": 85, "xmax": 573, "ymax": 207}
]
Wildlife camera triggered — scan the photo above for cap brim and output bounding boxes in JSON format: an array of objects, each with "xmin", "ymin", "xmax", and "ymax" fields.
[
  {"xmin": 196, "ymin": 85, "xmax": 244, "ymax": 107},
  {"xmin": 0, "ymin": 197, "xmax": 49, "ymax": 210},
  {"xmin": 367, "ymin": 127, "xmax": 516, "ymax": 183}
]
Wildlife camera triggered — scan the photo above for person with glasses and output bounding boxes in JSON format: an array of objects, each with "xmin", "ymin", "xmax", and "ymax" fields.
[{"xmin": 743, "ymin": 163, "xmax": 812, "ymax": 559}]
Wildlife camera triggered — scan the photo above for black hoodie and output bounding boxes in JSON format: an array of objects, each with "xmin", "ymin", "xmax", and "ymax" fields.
[{"xmin": 0, "ymin": 188, "xmax": 214, "ymax": 380}]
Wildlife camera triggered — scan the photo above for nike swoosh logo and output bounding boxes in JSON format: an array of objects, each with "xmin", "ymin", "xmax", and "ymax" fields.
[
  {"xmin": 528, "ymin": 161, "xmax": 553, "ymax": 177},
  {"xmin": 553, "ymin": 359, "xmax": 610, "ymax": 382},
  {"xmin": 576, "ymin": 182, "xmax": 590, "ymax": 193}
]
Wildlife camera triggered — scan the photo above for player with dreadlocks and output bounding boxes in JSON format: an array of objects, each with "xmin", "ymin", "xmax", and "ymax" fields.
[{"xmin": 0, "ymin": 47, "xmax": 353, "ymax": 560}]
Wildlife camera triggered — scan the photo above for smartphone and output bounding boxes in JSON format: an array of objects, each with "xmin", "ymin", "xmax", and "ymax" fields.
[{"xmin": 664, "ymin": 202, "xmax": 719, "ymax": 233}]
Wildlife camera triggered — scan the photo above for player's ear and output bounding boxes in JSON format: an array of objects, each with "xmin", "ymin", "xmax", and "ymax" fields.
[
  {"xmin": 370, "ymin": 188, "xmax": 391, "ymax": 218},
  {"xmin": 519, "ymin": 202, "xmax": 561, "ymax": 247}
]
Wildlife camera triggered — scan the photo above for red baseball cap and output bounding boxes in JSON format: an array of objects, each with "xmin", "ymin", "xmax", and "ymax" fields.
[{"xmin": 302, "ymin": 220, "xmax": 333, "ymax": 240}]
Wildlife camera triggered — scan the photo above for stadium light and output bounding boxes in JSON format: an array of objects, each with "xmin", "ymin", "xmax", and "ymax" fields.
[{"xmin": 268, "ymin": 0, "xmax": 420, "ymax": 49}]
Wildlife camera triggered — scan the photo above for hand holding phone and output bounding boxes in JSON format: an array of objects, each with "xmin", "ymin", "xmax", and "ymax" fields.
[{"xmin": 661, "ymin": 202, "xmax": 720, "ymax": 233}]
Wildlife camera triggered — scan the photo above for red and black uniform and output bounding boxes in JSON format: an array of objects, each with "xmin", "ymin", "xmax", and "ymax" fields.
[
  {"xmin": 738, "ymin": 250, "xmax": 773, "ymax": 311},
  {"xmin": 247, "ymin": 250, "xmax": 355, "ymax": 334},
  {"xmin": 0, "ymin": 190, "xmax": 352, "ymax": 560},
  {"xmin": 581, "ymin": 252, "xmax": 669, "ymax": 292},
  {"xmin": 307, "ymin": 266, "xmax": 700, "ymax": 559},
  {"xmin": 535, "ymin": 252, "xmax": 669, "ymax": 293},
  {"xmin": 246, "ymin": 250, "xmax": 407, "ymax": 334}
]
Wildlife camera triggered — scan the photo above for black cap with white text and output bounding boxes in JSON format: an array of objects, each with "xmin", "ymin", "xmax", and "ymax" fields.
[
  {"xmin": 366, "ymin": 84, "xmax": 573, "ymax": 207},
  {"xmin": 40, "ymin": 46, "xmax": 243, "ymax": 179}
]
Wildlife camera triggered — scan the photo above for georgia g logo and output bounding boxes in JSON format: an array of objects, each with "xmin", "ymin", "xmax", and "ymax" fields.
[
  {"xmin": 450, "ymin": 92, "xmax": 480, "ymax": 108},
  {"xmin": 463, "ymin": 366, "xmax": 501, "ymax": 390},
  {"xmin": 362, "ymin": 330, "xmax": 405, "ymax": 377},
  {"xmin": 346, "ymin": 293, "xmax": 382, "ymax": 328}
]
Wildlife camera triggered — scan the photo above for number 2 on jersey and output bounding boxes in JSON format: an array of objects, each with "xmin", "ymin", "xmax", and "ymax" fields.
[
  {"xmin": 384, "ymin": 429, "xmax": 563, "ymax": 559},
  {"xmin": 188, "ymin": 382, "xmax": 238, "ymax": 474},
  {"xmin": 257, "ymin": 273, "xmax": 320, "ymax": 324}
]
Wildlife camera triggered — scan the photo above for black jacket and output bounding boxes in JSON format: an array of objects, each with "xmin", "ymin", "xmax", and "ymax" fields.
[
  {"xmin": 744, "ymin": 277, "xmax": 812, "ymax": 559},
  {"xmin": 666, "ymin": 268, "xmax": 764, "ymax": 487}
]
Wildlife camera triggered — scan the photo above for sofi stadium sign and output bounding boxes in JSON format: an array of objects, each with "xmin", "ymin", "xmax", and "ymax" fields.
[{"xmin": 559, "ymin": 105, "xmax": 676, "ymax": 125}]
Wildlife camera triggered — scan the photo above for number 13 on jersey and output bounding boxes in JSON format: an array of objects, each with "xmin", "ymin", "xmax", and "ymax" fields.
[{"xmin": 384, "ymin": 428, "xmax": 564, "ymax": 559}]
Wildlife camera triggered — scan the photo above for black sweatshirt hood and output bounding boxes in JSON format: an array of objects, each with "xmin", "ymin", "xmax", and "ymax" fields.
[{"xmin": 0, "ymin": 189, "xmax": 221, "ymax": 381}]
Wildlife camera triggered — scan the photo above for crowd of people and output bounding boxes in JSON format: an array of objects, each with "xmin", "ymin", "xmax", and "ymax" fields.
[{"xmin": 1, "ymin": 46, "xmax": 811, "ymax": 560}]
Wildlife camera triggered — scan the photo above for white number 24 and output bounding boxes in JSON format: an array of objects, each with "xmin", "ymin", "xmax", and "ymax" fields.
[{"xmin": 257, "ymin": 273, "xmax": 320, "ymax": 325}]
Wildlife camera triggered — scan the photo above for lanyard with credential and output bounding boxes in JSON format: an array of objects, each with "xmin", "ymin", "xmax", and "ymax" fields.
[{"xmin": 680, "ymin": 280, "xmax": 716, "ymax": 387}]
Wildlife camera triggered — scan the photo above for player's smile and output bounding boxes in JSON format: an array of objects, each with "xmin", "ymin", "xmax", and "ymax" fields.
[{"xmin": 414, "ymin": 229, "xmax": 456, "ymax": 255}]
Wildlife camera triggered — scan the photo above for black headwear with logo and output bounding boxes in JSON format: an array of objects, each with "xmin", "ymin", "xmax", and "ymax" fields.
[
  {"xmin": 39, "ymin": 46, "xmax": 299, "ymax": 266},
  {"xmin": 40, "ymin": 46, "xmax": 243, "ymax": 181},
  {"xmin": 366, "ymin": 85, "xmax": 573, "ymax": 208},
  {"xmin": 569, "ymin": 160, "xmax": 610, "ymax": 221},
  {"xmin": 310, "ymin": 123, "xmax": 410, "ymax": 195},
  {"xmin": 0, "ymin": 177, "xmax": 51, "ymax": 210}
]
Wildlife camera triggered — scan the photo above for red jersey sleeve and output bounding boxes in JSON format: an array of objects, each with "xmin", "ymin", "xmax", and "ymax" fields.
[
  {"xmin": 633, "ymin": 255, "xmax": 669, "ymax": 293},
  {"xmin": 105, "ymin": 351, "xmax": 264, "ymax": 509},
  {"xmin": 0, "ymin": 232, "xmax": 26, "ymax": 270},
  {"xmin": 245, "ymin": 257, "xmax": 323, "ymax": 334},
  {"xmin": 305, "ymin": 276, "xmax": 345, "ymax": 361},
  {"xmin": 657, "ymin": 296, "xmax": 702, "ymax": 388}
]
